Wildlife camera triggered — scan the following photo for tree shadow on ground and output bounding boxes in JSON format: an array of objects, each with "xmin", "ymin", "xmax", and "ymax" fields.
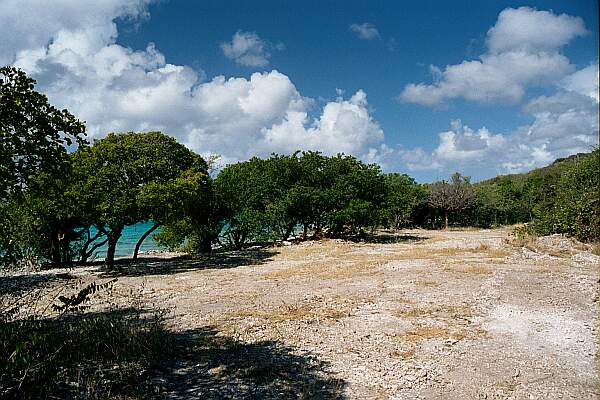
[
  {"xmin": 0, "ymin": 272, "xmax": 76, "ymax": 296},
  {"xmin": 98, "ymin": 249, "xmax": 279, "ymax": 278},
  {"xmin": 345, "ymin": 231, "xmax": 429, "ymax": 244},
  {"xmin": 149, "ymin": 326, "xmax": 346, "ymax": 399},
  {"xmin": 1, "ymin": 306, "xmax": 345, "ymax": 400}
]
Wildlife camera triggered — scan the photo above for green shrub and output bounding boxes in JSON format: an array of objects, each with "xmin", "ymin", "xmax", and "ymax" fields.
[
  {"xmin": 0, "ymin": 280, "xmax": 173, "ymax": 399},
  {"xmin": 532, "ymin": 149, "xmax": 599, "ymax": 242}
]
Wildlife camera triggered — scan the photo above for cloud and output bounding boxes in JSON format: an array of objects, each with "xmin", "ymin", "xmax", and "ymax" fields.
[
  {"xmin": 560, "ymin": 63, "xmax": 599, "ymax": 101},
  {"xmin": 1, "ymin": 0, "xmax": 385, "ymax": 165},
  {"xmin": 400, "ymin": 7, "xmax": 588, "ymax": 106},
  {"xmin": 398, "ymin": 65, "xmax": 599, "ymax": 177},
  {"xmin": 0, "ymin": 0, "xmax": 153, "ymax": 65},
  {"xmin": 350, "ymin": 23, "xmax": 380, "ymax": 40},
  {"xmin": 261, "ymin": 90, "xmax": 384, "ymax": 156},
  {"xmin": 220, "ymin": 31, "xmax": 280, "ymax": 67},
  {"xmin": 486, "ymin": 7, "xmax": 588, "ymax": 53}
]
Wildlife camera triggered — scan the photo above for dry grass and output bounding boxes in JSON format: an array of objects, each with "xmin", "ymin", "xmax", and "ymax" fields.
[
  {"xmin": 392, "ymin": 303, "xmax": 474, "ymax": 319},
  {"xmin": 533, "ymin": 264, "xmax": 566, "ymax": 274},
  {"xmin": 264, "ymin": 243, "xmax": 401, "ymax": 280},
  {"xmin": 263, "ymin": 259, "xmax": 382, "ymax": 280},
  {"xmin": 443, "ymin": 263, "xmax": 492, "ymax": 274},
  {"xmin": 505, "ymin": 235, "xmax": 535, "ymax": 248},
  {"xmin": 447, "ymin": 227, "xmax": 482, "ymax": 231},
  {"xmin": 469, "ymin": 243, "xmax": 511, "ymax": 258},
  {"xmin": 400, "ymin": 321, "xmax": 475, "ymax": 343},
  {"xmin": 413, "ymin": 236, "xmax": 448, "ymax": 245},
  {"xmin": 391, "ymin": 348, "xmax": 416, "ymax": 359},
  {"xmin": 401, "ymin": 325, "xmax": 453, "ymax": 342},
  {"xmin": 414, "ymin": 280, "xmax": 440, "ymax": 287},
  {"xmin": 227, "ymin": 295, "xmax": 371, "ymax": 323},
  {"xmin": 263, "ymin": 237, "xmax": 510, "ymax": 281},
  {"xmin": 392, "ymin": 244, "xmax": 509, "ymax": 260}
]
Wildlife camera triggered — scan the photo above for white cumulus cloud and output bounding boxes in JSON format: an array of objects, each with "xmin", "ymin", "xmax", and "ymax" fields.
[
  {"xmin": 400, "ymin": 7, "xmax": 588, "ymax": 106},
  {"xmin": 1, "ymin": 0, "xmax": 385, "ymax": 165},
  {"xmin": 220, "ymin": 31, "xmax": 281, "ymax": 67},
  {"xmin": 261, "ymin": 90, "xmax": 384, "ymax": 156},
  {"xmin": 398, "ymin": 65, "xmax": 599, "ymax": 177},
  {"xmin": 486, "ymin": 7, "xmax": 588, "ymax": 53}
]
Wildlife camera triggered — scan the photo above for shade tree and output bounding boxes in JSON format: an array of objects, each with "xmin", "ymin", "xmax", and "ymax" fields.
[
  {"xmin": 382, "ymin": 173, "xmax": 426, "ymax": 229},
  {"xmin": 72, "ymin": 131, "xmax": 210, "ymax": 267},
  {"xmin": 0, "ymin": 66, "xmax": 86, "ymax": 267}
]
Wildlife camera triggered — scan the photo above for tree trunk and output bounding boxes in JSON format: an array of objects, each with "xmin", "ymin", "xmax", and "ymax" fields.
[
  {"xmin": 106, "ymin": 239, "xmax": 117, "ymax": 268},
  {"xmin": 50, "ymin": 235, "xmax": 61, "ymax": 266},
  {"xmin": 198, "ymin": 235, "xmax": 212, "ymax": 253},
  {"xmin": 80, "ymin": 238, "xmax": 108, "ymax": 263},
  {"xmin": 79, "ymin": 227, "xmax": 106, "ymax": 263},
  {"xmin": 132, "ymin": 223, "xmax": 160, "ymax": 261},
  {"xmin": 81, "ymin": 229, "xmax": 96, "ymax": 255},
  {"xmin": 444, "ymin": 211, "xmax": 449, "ymax": 230},
  {"xmin": 303, "ymin": 223, "xmax": 308, "ymax": 240},
  {"xmin": 105, "ymin": 227, "xmax": 123, "ymax": 268},
  {"xmin": 283, "ymin": 222, "xmax": 295, "ymax": 241}
]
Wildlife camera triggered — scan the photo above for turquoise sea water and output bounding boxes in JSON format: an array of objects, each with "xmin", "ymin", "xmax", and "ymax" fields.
[{"xmin": 87, "ymin": 222, "xmax": 166, "ymax": 260}]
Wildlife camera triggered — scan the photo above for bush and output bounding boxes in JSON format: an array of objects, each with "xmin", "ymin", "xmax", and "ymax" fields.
[
  {"xmin": 0, "ymin": 281, "xmax": 173, "ymax": 399},
  {"xmin": 531, "ymin": 149, "xmax": 599, "ymax": 242}
]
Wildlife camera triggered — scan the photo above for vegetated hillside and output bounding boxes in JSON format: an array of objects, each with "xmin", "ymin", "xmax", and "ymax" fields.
[
  {"xmin": 472, "ymin": 149, "xmax": 599, "ymax": 241},
  {"xmin": 477, "ymin": 152, "xmax": 591, "ymax": 187}
]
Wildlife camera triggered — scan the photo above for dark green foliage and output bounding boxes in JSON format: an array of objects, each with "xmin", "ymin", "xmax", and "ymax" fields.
[
  {"xmin": 213, "ymin": 152, "xmax": 388, "ymax": 248},
  {"xmin": 531, "ymin": 149, "xmax": 599, "ymax": 241},
  {"xmin": 0, "ymin": 276, "xmax": 171, "ymax": 399},
  {"xmin": 0, "ymin": 67, "xmax": 86, "ymax": 267},
  {"xmin": 71, "ymin": 131, "xmax": 211, "ymax": 266},
  {"xmin": 0, "ymin": 66, "xmax": 86, "ymax": 195},
  {"xmin": 213, "ymin": 156, "xmax": 282, "ymax": 248},
  {"xmin": 382, "ymin": 173, "xmax": 426, "ymax": 229},
  {"xmin": 320, "ymin": 154, "xmax": 387, "ymax": 236},
  {"xmin": 0, "ymin": 308, "xmax": 172, "ymax": 399},
  {"xmin": 466, "ymin": 150, "xmax": 599, "ymax": 241}
]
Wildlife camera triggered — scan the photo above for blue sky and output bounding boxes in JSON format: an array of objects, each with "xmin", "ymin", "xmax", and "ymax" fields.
[{"xmin": 2, "ymin": 0, "xmax": 598, "ymax": 181}]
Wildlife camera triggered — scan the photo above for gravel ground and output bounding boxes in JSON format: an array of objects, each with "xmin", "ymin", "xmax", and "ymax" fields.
[{"xmin": 3, "ymin": 228, "xmax": 598, "ymax": 399}]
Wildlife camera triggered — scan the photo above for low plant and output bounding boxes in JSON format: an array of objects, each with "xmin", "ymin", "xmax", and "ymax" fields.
[{"xmin": 0, "ymin": 280, "xmax": 173, "ymax": 399}]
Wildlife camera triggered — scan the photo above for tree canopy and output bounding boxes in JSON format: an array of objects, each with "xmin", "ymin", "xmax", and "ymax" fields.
[
  {"xmin": 0, "ymin": 66, "xmax": 86, "ymax": 195},
  {"xmin": 2, "ymin": 67, "xmax": 598, "ymax": 269},
  {"xmin": 71, "ymin": 131, "xmax": 210, "ymax": 266},
  {"xmin": 0, "ymin": 66, "xmax": 86, "ymax": 266}
]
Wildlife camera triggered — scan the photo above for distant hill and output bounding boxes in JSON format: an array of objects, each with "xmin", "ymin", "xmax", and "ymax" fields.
[{"xmin": 476, "ymin": 151, "xmax": 593, "ymax": 187}]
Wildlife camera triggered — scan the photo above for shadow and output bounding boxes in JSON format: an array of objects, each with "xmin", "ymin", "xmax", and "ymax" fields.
[
  {"xmin": 1, "ymin": 308, "xmax": 345, "ymax": 400},
  {"xmin": 0, "ymin": 272, "xmax": 76, "ymax": 296},
  {"xmin": 148, "ymin": 326, "xmax": 346, "ymax": 399},
  {"xmin": 346, "ymin": 231, "xmax": 429, "ymax": 244},
  {"xmin": 98, "ymin": 249, "xmax": 279, "ymax": 278}
]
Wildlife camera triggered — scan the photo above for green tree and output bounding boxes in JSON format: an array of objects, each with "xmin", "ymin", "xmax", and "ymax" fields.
[
  {"xmin": 0, "ymin": 66, "xmax": 86, "ymax": 194},
  {"xmin": 322, "ymin": 155, "xmax": 387, "ymax": 236},
  {"xmin": 383, "ymin": 173, "xmax": 426, "ymax": 229},
  {"xmin": 214, "ymin": 152, "xmax": 388, "ymax": 247},
  {"xmin": 214, "ymin": 157, "xmax": 279, "ymax": 249},
  {"xmin": 532, "ymin": 149, "xmax": 599, "ymax": 241},
  {"xmin": 72, "ymin": 131, "xmax": 209, "ymax": 267},
  {"xmin": 0, "ymin": 66, "xmax": 86, "ymax": 267},
  {"xmin": 142, "ymin": 168, "xmax": 217, "ymax": 255}
]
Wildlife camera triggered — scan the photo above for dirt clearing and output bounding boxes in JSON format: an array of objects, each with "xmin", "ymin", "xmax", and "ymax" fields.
[{"xmin": 4, "ymin": 228, "xmax": 598, "ymax": 399}]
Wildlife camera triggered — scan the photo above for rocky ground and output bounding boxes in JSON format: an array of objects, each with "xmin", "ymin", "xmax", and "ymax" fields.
[{"xmin": 2, "ymin": 228, "xmax": 598, "ymax": 399}]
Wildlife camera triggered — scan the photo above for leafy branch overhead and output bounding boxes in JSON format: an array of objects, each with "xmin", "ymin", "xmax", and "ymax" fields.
[{"xmin": 0, "ymin": 66, "xmax": 86, "ymax": 195}]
